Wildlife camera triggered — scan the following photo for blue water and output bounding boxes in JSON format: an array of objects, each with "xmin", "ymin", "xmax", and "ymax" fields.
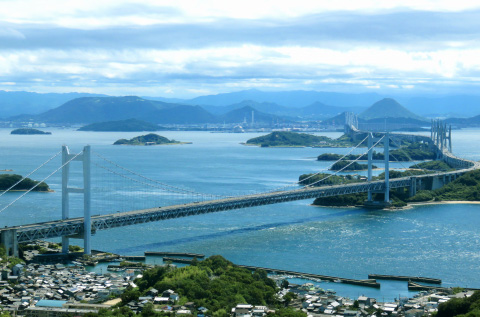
[{"xmin": 1, "ymin": 128, "xmax": 479, "ymax": 301}]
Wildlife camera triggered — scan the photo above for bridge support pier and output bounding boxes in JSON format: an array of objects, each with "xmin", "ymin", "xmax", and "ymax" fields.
[
  {"xmin": 409, "ymin": 178, "xmax": 417, "ymax": 197},
  {"xmin": 0, "ymin": 229, "xmax": 18, "ymax": 257}
]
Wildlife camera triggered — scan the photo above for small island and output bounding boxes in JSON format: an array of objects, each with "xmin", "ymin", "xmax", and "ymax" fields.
[
  {"xmin": 317, "ymin": 142, "xmax": 436, "ymax": 162},
  {"xmin": 329, "ymin": 160, "xmax": 377, "ymax": 171},
  {"xmin": 245, "ymin": 131, "xmax": 337, "ymax": 147},
  {"xmin": 0, "ymin": 174, "xmax": 50, "ymax": 192},
  {"xmin": 78, "ymin": 118, "xmax": 162, "ymax": 132},
  {"xmin": 11, "ymin": 128, "xmax": 51, "ymax": 135},
  {"xmin": 113, "ymin": 133, "xmax": 190, "ymax": 146}
]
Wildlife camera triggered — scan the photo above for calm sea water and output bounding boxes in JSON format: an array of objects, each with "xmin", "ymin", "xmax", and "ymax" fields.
[{"xmin": 0, "ymin": 128, "xmax": 479, "ymax": 301}]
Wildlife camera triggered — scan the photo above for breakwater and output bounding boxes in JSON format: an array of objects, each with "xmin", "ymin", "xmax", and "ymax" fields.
[
  {"xmin": 163, "ymin": 256, "xmax": 196, "ymax": 264},
  {"xmin": 368, "ymin": 274, "xmax": 441, "ymax": 284},
  {"xmin": 144, "ymin": 251, "xmax": 205, "ymax": 258}
]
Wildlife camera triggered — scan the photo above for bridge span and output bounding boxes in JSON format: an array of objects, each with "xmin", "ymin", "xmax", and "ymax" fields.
[{"xmin": 1, "ymin": 126, "xmax": 478, "ymax": 256}]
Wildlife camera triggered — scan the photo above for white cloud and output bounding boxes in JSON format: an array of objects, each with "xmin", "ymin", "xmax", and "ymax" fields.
[{"xmin": 1, "ymin": 0, "xmax": 479, "ymax": 27}]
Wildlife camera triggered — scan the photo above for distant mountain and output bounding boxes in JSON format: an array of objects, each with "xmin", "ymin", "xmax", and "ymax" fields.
[
  {"xmin": 0, "ymin": 90, "xmax": 106, "ymax": 117},
  {"xmin": 219, "ymin": 106, "xmax": 288, "ymax": 124},
  {"xmin": 320, "ymin": 112, "xmax": 352, "ymax": 126},
  {"xmin": 202, "ymin": 100, "xmax": 292, "ymax": 116},
  {"xmin": 399, "ymin": 95, "xmax": 480, "ymax": 117},
  {"xmin": 360, "ymin": 98, "xmax": 426, "ymax": 121},
  {"xmin": 78, "ymin": 118, "xmax": 162, "ymax": 132},
  {"xmin": 14, "ymin": 96, "xmax": 216, "ymax": 124},
  {"xmin": 297, "ymin": 102, "xmax": 364, "ymax": 119},
  {"xmin": 445, "ymin": 115, "xmax": 480, "ymax": 127},
  {"xmin": 185, "ymin": 89, "xmax": 382, "ymax": 108}
]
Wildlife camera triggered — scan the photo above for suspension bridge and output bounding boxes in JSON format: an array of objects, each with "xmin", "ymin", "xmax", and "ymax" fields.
[{"xmin": 1, "ymin": 122, "xmax": 478, "ymax": 257}]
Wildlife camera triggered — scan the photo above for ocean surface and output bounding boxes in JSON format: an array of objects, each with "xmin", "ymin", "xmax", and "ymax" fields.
[{"xmin": 1, "ymin": 128, "xmax": 479, "ymax": 301}]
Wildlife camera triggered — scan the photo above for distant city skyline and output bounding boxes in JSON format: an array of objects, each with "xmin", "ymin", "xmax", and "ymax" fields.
[{"xmin": 1, "ymin": 0, "xmax": 480, "ymax": 98}]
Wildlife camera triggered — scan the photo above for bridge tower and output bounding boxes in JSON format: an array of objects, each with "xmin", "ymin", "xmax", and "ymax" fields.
[
  {"xmin": 431, "ymin": 119, "xmax": 452, "ymax": 155},
  {"xmin": 61, "ymin": 145, "xmax": 92, "ymax": 255},
  {"xmin": 366, "ymin": 132, "xmax": 391, "ymax": 207}
]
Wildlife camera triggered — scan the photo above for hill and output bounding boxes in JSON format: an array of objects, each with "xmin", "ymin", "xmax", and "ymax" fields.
[
  {"xmin": 445, "ymin": 114, "xmax": 480, "ymax": 127},
  {"xmin": 11, "ymin": 128, "xmax": 51, "ymax": 135},
  {"xmin": 0, "ymin": 174, "xmax": 50, "ymax": 191},
  {"xmin": 219, "ymin": 106, "xmax": 288, "ymax": 124},
  {"xmin": 185, "ymin": 89, "xmax": 382, "ymax": 108},
  {"xmin": 297, "ymin": 102, "xmax": 353, "ymax": 119},
  {"xmin": 245, "ymin": 131, "xmax": 332, "ymax": 147},
  {"xmin": 114, "ymin": 133, "xmax": 186, "ymax": 145},
  {"xmin": 78, "ymin": 119, "xmax": 161, "ymax": 132},
  {"xmin": 0, "ymin": 90, "xmax": 105, "ymax": 117},
  {"xmin": 360, "ymin": 98, "xmax": 425, "ymax": 120},
  {"xmin": 201, "ymin": 100, "xmax": 291, "ymax": 116},
  {"xmin": 17, "ymin": 96, "xmax": 216, "ymax": 124}
]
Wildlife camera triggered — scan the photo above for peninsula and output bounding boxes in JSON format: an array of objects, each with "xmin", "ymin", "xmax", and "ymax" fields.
[
  {"xmin": 113, "ymin": 133, "xmax": 189, "ymax": 146},
  {"xmin": 10, "ymin": 128, "xmax": 51, "ymax": 135}
]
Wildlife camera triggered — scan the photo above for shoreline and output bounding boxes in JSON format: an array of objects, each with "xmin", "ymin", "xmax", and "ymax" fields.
[{"xmin": 312, "ymin": 200, "xmax": 480, "ymax": 209}]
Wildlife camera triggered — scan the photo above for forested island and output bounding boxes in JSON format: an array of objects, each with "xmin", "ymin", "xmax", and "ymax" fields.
[
  {"xmin": 10, "ymin": 128, "xmax": 51, "ymax": 135},
  {"xmin": 114, "ymin": 133, "xmax": 189, "ymax": 146},
  {"xmin": 329, "ymin": 161, "xmax": 377, "ymax": 171},
  {"xmin": 317, "ymin": 142, "xmax": 436, "ymax": 162},
  {"xmin": 78, "ymin": 118, "xmax": 162, "ymax": 132},
  {"xmin": 300, "ymin": 165, "xmax": 480, "ymax": 208},
  {"xmin": 0, "ymin": 174, "xmax": 50, "ymax": 192},
  {"xmin": 245, "ymin": 131, "xmax": 357, "ymax": 147}
]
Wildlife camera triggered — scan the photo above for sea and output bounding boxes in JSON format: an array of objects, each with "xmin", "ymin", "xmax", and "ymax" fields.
[{"xmin": 1, "ymin": 128, "xmax": 480, "ymax": 301}]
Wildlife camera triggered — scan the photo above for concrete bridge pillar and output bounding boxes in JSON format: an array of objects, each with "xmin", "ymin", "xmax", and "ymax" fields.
[
  {"xmin": 0, "ymin": 229, "xmax": 18, "ymax": 257},
  {"xmin": 409, "ymin": 178, "xmax": 417, "ymax": 197}
]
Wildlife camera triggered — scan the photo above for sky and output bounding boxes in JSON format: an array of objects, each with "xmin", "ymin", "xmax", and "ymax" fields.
[{"xmin": 1, "ymin": 0, "xmax": 480, "ymax": 98}]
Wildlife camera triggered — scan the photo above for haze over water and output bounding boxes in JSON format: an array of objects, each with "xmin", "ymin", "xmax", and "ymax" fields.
[{"xmin": 1, "ymin": 128, "xmax": 479, "ymax": 301}]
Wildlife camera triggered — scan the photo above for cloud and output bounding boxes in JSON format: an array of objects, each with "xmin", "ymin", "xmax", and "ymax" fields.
[{"xmin": 1, "ymin": 1, "xmax": 480, "ymax": 97}]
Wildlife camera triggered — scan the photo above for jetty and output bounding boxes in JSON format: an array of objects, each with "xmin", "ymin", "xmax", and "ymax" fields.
[
  {"xmin": 162, "ymin": 257, "xmax": 196, "ymax": 264},
  {"xmin": 122, "ymin": 255, "xmax": 146, "ymax": 261},
  {"xmin": 368, "ymin": 274, "xmax": 441, "ymax": 284},
  {"xmin": 237, "ymin": 265, "xmax": 380, "ymax": 288},
  {"xmin": 145, "ymin": 251, "xmax": 205, "ymax": 258}
]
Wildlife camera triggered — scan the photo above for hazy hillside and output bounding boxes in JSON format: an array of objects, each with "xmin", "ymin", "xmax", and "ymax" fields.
[
  {"xmin": 219, "ymin": 106, "xmax": 288, "ymax": 124},
  {"xmin": 185, "ymin": 89, "xmax": 382, "ymax": 108},
  {"xmin": 0, "ymin": 90, "xmax": 105, "ymax": 117},
  {"xmin": 446, "ymin": 115, "xmax": 480, "ymax": 127},
  {"xmin": 17, "ymin": 96, "xmax": 216, "ymax": 124},
  {"xmin": 400, "ymin": 95, "xmax": 480, "ymax": 117},
  {"xmin": 360, "ymin": 98, "xmax": 426, "ymax": 120},
  {"xmin": 201, "ymin": 100, "xmax": 291, "ymax": 116}
]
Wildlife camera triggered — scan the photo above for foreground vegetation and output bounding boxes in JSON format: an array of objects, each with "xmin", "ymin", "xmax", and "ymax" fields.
[
  {"xmin": 0, "ymin": 174, "xmax": 50, "ymax": 191},
  {"xmin": 88, "ymin": 255, "xmax": 305, "ymax": 317},
  {"xmin": 436, "ymin": 290, "xmax": 480, "ymax": 317}
]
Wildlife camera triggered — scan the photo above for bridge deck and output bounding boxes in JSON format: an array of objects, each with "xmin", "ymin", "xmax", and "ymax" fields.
[{"xmin": 8, "ymin": 164, "xmax": 477, "ymax": 243}]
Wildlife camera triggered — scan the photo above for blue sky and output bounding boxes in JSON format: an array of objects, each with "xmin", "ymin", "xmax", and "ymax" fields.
[{"xmin": 1, "ymin": 0, "xmax": 480, "ymax": 98}]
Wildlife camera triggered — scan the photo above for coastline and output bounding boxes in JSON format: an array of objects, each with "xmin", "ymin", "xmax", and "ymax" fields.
[{"xmin": 312, "ymin": 200, "xmax": 480, "ymax": 209}]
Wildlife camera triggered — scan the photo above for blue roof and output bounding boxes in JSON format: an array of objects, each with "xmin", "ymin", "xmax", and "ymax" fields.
[{"xmin": 36, "ymin": 299, "xmax": 67, "ymax": 308}]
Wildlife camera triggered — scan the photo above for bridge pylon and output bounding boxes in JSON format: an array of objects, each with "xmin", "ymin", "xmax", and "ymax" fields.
[
  {"xmin": 365, "ymin": 132, "xmax": 391, "ymax": 208},
  {"xmin": 61, "ymin": 145, "xmax": 92, "ymax": 255}
]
